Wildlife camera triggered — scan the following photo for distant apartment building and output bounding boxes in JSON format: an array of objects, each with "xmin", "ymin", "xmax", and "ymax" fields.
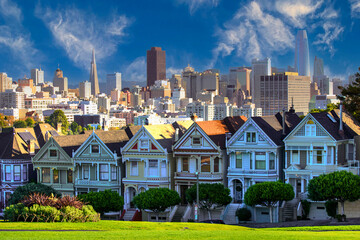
[
  {"xmin": 98, "ymin": 95, "xmax": 111, "ymax": 113},
  {"xmin": 332, "ymin": 78, "xmax": 343, "ymax": 96},
  {"xmin": 0, "ymin": 89, "xmax": 25, "ymax": 109},
  {"xmin": 186, "ymin": 101, "xmax": 215, "ymax": 121},
  {"xmin": 25, "ymin": 98, "xmax": 53, "ymax": 109},
  {"xmin": 79, "ymin": 81, "xmax": 91, "ymax": 99},
  {"xmin": 79, "ymin": 101, "xmax": 98, "ymax": 115},
  {"xmin": 74, "ymin": 114, "xmax": 100, "ymax": 127},
  {"xmin": 18, "ymin": 77, "xmax": 36, "ymax": 94},
  {"xmin": 260, "ymin": 72, "xmax": 311, "ymax": 116},
  {"xmin": 169, "ymin": 74, "xmax": 182, "ymax": 90},
  {"xmin": 53, "ymin": 68, "xmax": 68, "ymax": 93},
  {"xmin": 31, "ymin": 68, "xmax": 44, "ymax": 85},
  {"xmin": 106, "ymin": 73, "xmax": 122, "ymax": 94},
  {"xmin": 147, "ymin": 47, "xmax": 166, "ymax": 87},
  {"xmin": 0, "ymin": 73, "xmax": 13, "ymax": 92},
  {"xmin": 0, "ymin": 108, "xmax": 20, "ymax": 119},
  {"xmin": 150, "ymin": 80, "xmax": 171, "ymax": 98},
  {"xmin": 251, "ymin": 58, "xmax": 271, "ymax": 108},
  {"xmin": 229, "ymin": 67, "xmax": 251, "ymax": 95}
]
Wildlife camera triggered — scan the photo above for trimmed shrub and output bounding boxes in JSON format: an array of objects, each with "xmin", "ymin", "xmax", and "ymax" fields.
[
  {"xmin": 301, "ymin": 200, "xmax": 311, "ymax": 220},
  {"xmin": 78, "ymin": 190, "xmax": 124, "ymax": 215},
  {"xmin": 325, "ymin": 200, "xmax": 338, "ymax": 219},
  {"xmin": 236, "ymin": 207, "xmax": 252, "ymax": 221},
  {"xmin": 8, "ymin": 183, "xmax": 60, "ymax": 205}
]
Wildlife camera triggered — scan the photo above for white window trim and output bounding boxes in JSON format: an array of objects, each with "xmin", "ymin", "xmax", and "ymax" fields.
[
  {"xmin": 245, "ymin": 132, "xmax": 257, "ymax": 143},
  {"xmin": 130, "ymin": 161, "xmax": 139, "ymax": 176}
]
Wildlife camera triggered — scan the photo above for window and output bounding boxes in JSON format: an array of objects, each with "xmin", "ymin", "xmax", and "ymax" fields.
[
  {"xmin": 83, "ymin": 165, "xmax": 89, "ymax": 179},
  {"xmin": 100, "ymin": 164, "xmax": 109, "ymax": 180},
  {"xmin": 49, "ymin": 149, "xmax": 57, "ymax": 157},
  {"xmin": 42, "ymin": 168, "xmax": 50, "ymax": 183},
  {"xmin": 292, "ymin": 151, "xmax": 299, "ymax": 164},
  {"xmin": 67, "ymin": 169, "xmax": 73, "ymax": 183},
  {"xmin": 53, "ymin": 169, "xmax": 59, "ymax": 183},
  {"xmin": 314, "ymin": 148, "xmax": 323, "ymax": 164},
  {"xmin": 235, "ymin": 152, "xmax": 242, "ymax": 168},
  {"xmin": 192, "ymin": 137, "xmax": 201, "ymax": 145},
  {"xmin": 148, "ymin": 160, "xmax": 158, "ymax": 176},
  {"xmin": 23, "ymin": 165, "xmax": 27, "ymax": 181},
  {"xmin": 91, "ymin": 145, "xmax": 99, "ymax": 153},
  {"xmin": 182, "ymin": 158, "xmax": 189, "ymax": 172},
  {"xmin": 255, "ymin": 152, "xmax": 266, "ymax": 170},
  {"xmin": 305, "ymin": 120, "xmax": 316, "ymax": 136},
  {"xmin": 269, "ymin": 153, "xmax": 275, "ymax": 170},
  {"xmin": 214, "ymin": 158, "xmax": 219, "ymax": 172},
  {"xmin": 140, "ymin": 139, "xmax": 148, "ymax": 148},
  {"xmin": 5, "ymin": 165, "xmax": 11, "ymax": 181},
  {"xmin": 246, "ymin": 132, "xmax": 256, "ymax": 143},
  {"xmin": 111, "ymin": 165, "xmax": 117, "ymax": 180},
  {"xmin": 14, "ymin": 165, "xmax": 21, "ymax": 181},
  {"xmin": 131, "ymin": 161, "xmax": 138, "ymax": 176},
  {"xmin": 201, "ymin": 156, "xmax": 210, "ymax": 172},
  {"xmin": 161, "ymin": 161, "xmax": 167, "ymax": 177}
]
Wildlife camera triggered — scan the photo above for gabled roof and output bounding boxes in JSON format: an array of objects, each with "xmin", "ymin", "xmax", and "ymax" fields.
[{"xmin": 252, "ymin": 112, "xmax": 301, "ymax": 145}]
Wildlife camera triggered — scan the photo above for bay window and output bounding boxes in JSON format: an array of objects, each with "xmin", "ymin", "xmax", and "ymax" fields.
[
  {"xmin": 201, "ymin": 156, "xmax": 210, "ymax": 172},
  {"xmin": 214, "ymin": 157, "xmax": 219, "ymax": 172},
  {"xmin": 42, "ymin": 168, "xmax": 50, "ymax": 183},
  {"xmin": 148, "ymin": 160, "xmax": 158, "ymax": 176},
  {"xmin": 67, "ymin": 169, "xmax": 73, "ymax": 183},
  {"xmin": 5, "ymin": 165, "xmax": 11, "ymax": 181},
  {"xmin": 235, "ymin": 152, "xmax": 242, "ymax": 168},
  {"xmin": 83, "ymin": 165, "xmax": 89, "ymax": 179},
  {"xmin": 111, "ymin": 165, "xmax": 117, "ymax": 180},
  {"xmin": 131, "ymin": 161, "xmax": 138, "ymax": 176},
  {"xmin": 269, "ymin": 153, "xmax": 275, "ymax": 170},
  {"xmin": 53, "ymin": 169, "xmax": 59, "ymax": 183},
  {"xmin": 161, "ymin": 161, "xmax": 167, "ymax": 177},
  {"xmin": 255, "ymin": 152, "xmax": 266, "ymax": 170},
  {"xmin": 182, "ymin": 158, "xmax": 189, "ymax": 172},
  {"xmin": 23, "ymin": 165, "xmax": 27, "ymax": 181},
  {"xmin": 100, "ymin": 164, "xmax": 109, "ymax": 180},
  {"xmin": 14, "ymin": 165, "xmax": 21, "ymax": 181}
]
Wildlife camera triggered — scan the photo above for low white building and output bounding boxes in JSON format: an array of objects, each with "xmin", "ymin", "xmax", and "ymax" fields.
[{"xmin": 80, "ymin": 101, "xmax": 98, "ymax": 115}]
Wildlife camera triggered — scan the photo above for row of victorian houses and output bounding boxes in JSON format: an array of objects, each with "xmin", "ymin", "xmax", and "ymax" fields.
[{"xmin": 0, "ymin": 107, "xmax": 359, "ymax": 222}]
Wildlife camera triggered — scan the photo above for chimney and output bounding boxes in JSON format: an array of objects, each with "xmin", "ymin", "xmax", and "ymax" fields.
[
  {"xmin": 57, "ymin": 123, "xmax": 62, "ymax": 133},
  {"xmin": 175, "ymin": 128, "xmax": 179, "ymax": 142},
  {"xmin": 191, "ymin": 113, "xmax": 198, "ymax": 122},
  {"xmin": 27, "ymin": 140, "xmax": 35, "ymax": 155},
  {"xmin": 339, "ymin": 102, "xmax": 344, "ymax": 138},
  {"xmin": 282, "ymin": 108, "xmax": 286, "ymax": 135}
]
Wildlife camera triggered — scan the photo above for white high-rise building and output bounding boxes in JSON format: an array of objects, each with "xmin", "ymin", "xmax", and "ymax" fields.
[
  {"xmin": 106, "ymin": 73, "xmax": 122, "ymax": 95},
  {"xmin": 31, "ymin": 68, "xmax": 44, "ymax": 85},
  {"xmin": 79, "ymin": 81, "xmax": 91, "ymax": 99},
  {"xmin": 295, "ymin": 30, "xmax": 310, "ymax": 76},
  {"xmin": 251, "ymin": 58, "xmax": 271, "ymax": 108}
]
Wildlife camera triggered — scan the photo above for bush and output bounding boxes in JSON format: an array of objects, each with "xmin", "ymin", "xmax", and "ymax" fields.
[
  {"xmin": 236, "ymin": 207, "xmax": 252, "ymax": 221},
  {"xmin": 4, "ymin": 203, "xmax": 99, "ymax": 222},
  {"xmin": 22, "ymin": 193, "xmax": 84, "ymax": 210},
  {"xmin": 78, "ymin": 190, "xmax": 124, "ymax": 215},
  {"xmin": 8, "ymin": 183, "xmax": 60, "ymax": 205},
  {"xmin": 325, "ymin": 200, "xmax": 338, "ymax": 218},
  {"xmin": 301, "ymin": 200, "xmax": 311, "ymax": 220},
  {"xmin": 335, "ymin": 214, "xmax": 346, "ymax": 222}
]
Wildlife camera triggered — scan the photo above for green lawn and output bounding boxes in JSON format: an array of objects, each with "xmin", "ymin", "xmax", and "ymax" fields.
[{"xmin": 0, "ymin": 221, "xmax": 360, "ymax": 239}]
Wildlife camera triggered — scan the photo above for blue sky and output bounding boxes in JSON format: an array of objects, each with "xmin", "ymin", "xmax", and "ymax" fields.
[{"xmin": 0, "ymin": 0, "xmax": 359, "ymax": 87}]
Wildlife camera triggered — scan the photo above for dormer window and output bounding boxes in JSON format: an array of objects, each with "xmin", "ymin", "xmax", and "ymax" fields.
[
  {"xmin": 246, "ymin": 132, "xmax": 256, "ymax": 143},
  {"xmin": 305, "ymin": 120, "xmax": 316, "ymax": 136},
  {"xmin": 192, "ymin": 137, "xmax": 201, "ymax": 145},
  {"xmin": 49, "ymin": 149, "xmax": 57, "ymax": 157},
  {"xmin": 91, "ymin": 145, "xmax": 99, "ymax": 153}
]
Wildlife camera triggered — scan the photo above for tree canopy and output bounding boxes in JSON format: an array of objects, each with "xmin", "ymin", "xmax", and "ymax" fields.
[
  {"xmin": 46, "ymin": 110, "xmax": 69, "ymax": 132},
  {"xmin": 25, "ymin": 118, "xmax": 35, "ymax": 127},
  {"xmin": 310, "ymin": 103, "xmax": 337, "ymax": 113},
  {"xmin": 132, "ymin": 188, "xmax": 180, "ymax": 214},
  {"xmin": 308, "ymin": 171, "xmax": 360, "ymax": 216},
  {"xmin": 186, "ymin": 183, "xmax": 232, "ymax": 219},
  {"xmin": 339, "ymin": 67, "xmax": 360, "ymax": 121},
  {"xmin": 13, "ymin": 120, "xmax": 27, "ymax": 128},
  {"xmin": 244, "ymin": 181, "xmax": 294, "ymax": 223},
  {"xmin": 78, "ymin": 190, "xmax": 124, "ymax": 215}
]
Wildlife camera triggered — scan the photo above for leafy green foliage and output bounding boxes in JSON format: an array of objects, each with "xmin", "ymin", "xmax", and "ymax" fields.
[
  {"xmin": 236, "ymin": 207, "xmax": 251, "ymax": 221},
  {"xmin": 310, "ymin": 103, "xmax": 338, "ymax": 113},
  {"xmin": 46, "ymin": 110, "xmax": 69, "ymax": 132},
  {"xmin": 21, "ymin": 193, "xmax": 84, "ymax": 210},
  {"xmin": 132, "ymin": 188, "xmax": 180, "ymax": 213},
  {"xmin": 4, "ymin": 203, "xmax": 99, "ymax": 222},
  {"xmin": 13, "ymin": 120, "xmax": 27, "ymax": 128},
  {"xmin": 307, "ymin": 171, "xmax": 360, "ymax": 215},
  {"xmin": 25, "ymin": 118, "xmax": 36, "ymax": 127},
  {"xmin": 244, "ymin": 181, "xmax": 294, "ymax": 207},
  {"xmin": 339, "ymin": 67, "xmax": 360, "ymax": 122},
  {"xmin": 70, "ymin": 122, "xmax": 83, "ymax": 134},
  {"xmin": 325, "ymin": 200, "xmax": 338, "ymax": 218},
  {"xmin": 8, "ymin": 183, "xmax": 60, "ymax": 206},
  {"xmin": 301, "ymin": 200, "xmax": 311, "ymax": 220},
  {"xmin": 186, "ymin": 183, "xmax": 232, "ymax": 211},
  {"xmin": 78, "ymin": 190, "xmax": 124, "ymax": 215}
]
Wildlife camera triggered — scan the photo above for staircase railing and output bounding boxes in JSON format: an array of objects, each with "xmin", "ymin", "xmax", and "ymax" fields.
[
  {"xmin": 169, "ymin": 205, "xmax": 178, "ymax": 222},
  {"xmin": 182, "ymin": 204, "xmax": 192, "ymax": 222},
  {"xmin": 220, "ymin": 204, "xmax": 230, "ymax": 221}
]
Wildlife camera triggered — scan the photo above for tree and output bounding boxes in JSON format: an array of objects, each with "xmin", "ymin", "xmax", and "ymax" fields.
[
  {"xmin": 0, "ymin": 113, "xmax": 6, "ymax": 127},
  {"xmin": 78, "ymin": 190, "xmax": 124, "ymax": 215},
  {"xmin": 339, "ymin": 67, "xmax": 360, "ymax": 121},
  {"xmin": 244, "ymin": 181, "xmax": 294, "ymax": 223},
  {"xmin": 8, "ymin": 183, "xmax": 60, "ymax": 206},
  {"xmin": 186, "ymin": 183, "xmax": 232, "ymax": 220},
  {"xmin": 308, "ymin": 171, "xmax": 360, "ymax": 218},
  {"xmin": 25, "ymin": 118, "xmax": 35, "ymax": 127},
  {"xmin": 132, "ymin": 188, "xmax": 180, "ymax": 221},
  {"xmin": 310, "ymin": 103, "xmax": 338, "ymax": 113},
  {"xmin": 13, "ymin": 120, "xmax": 27, "ymax": 128},
  {"xmin": 46, "ymin": 110, "xmax": 69, "ymax": 132},
  {"xmin": 70, "ymin": 122, "xmax": 79, "ymax": 133}
]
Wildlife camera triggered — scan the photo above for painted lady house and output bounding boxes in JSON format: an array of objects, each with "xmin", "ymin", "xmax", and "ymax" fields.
[
  {"xmin": 225, "ymin": 110, "xmax": 300, "ymax": 223},
  {"xmin": 283, "ymin": 109, "xmax": 360, "ymax": 220}
]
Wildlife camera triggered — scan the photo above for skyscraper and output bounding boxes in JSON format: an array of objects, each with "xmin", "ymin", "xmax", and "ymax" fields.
[
  {"xmin": 89, "ymin": 49, "xmax": 100, "ymax": 96},
  {"xmin": 313, "ymin": 56, "xmax": 330, "ymax": 95},
  {"xmin": 79, "ymin": 81, "xmax": 91, "ymax": 99},
  {"xmin": 147, "ymin": 47, "xmax": 166, "ymax": 87},
  {"xmin": 53, "ymin": 68, "xmax": 68, "ymax": 93},
  {"xmin": 31, "ymin": 68, "xmax": 44, "ymax": 85},
  {"xmin": 294, "ymin": 30, "xmax": 310, "ymax": 76},
  {"xmin": 0, "ymin": 73, "xmax": 12, "ymax": 92},
  {"xmin": 251, "ymin": 58, "xmax": 271, "ymax": 108},
  {"xmin": 313, "ymin": 56, "xmax": 324, "ymax": 78},
  {"xmin": 106, "ymin": 72, "xmax": 122, "ymax": 94}
]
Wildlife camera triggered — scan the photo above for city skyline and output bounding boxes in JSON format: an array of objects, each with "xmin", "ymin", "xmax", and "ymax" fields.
[{"xmin": 0, "ymin": 0, "xmax": 359, "ymax": 85}]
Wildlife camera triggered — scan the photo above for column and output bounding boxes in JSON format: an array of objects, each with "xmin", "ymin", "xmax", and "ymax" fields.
[
  {"xmin": 97, "ymin": 163, "xmax": 100, "ymax": 181},
  {"xmin": 158, "ymin": 160, "xmax": 160, "ymax": 177},
  {"xmin": 20, "ymin": 165, "xmax": 23, "ymax": 183},
  {"xmin": 39, "ymin": 167, "xmax": 42, "ymax": 183},
  {"xmin": 50, "ymin": 168, "xmax": 53, "ymax": 184},
  {"xmin": 109, "ymin": 163, "xmax": 111, "ymax": 182},
  {"xmin": 285, "ymin": 151, "xmax": 287, "ymax": 168},
  {"xmin": 265, "ymin": 152, "xmax": 269, "ymax": 170},
  {"xmin": 301, "ymin": 178, "xmax": 305, "ymax": 193}
]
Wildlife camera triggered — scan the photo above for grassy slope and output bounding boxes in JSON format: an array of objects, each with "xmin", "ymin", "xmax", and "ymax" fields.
[{"xmin": 0, "ymin": 221, "xmax": 360, "ymax": 239}]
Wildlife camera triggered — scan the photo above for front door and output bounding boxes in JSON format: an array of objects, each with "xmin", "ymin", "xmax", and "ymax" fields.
[
  {"xmin": 234, "ymin": 180, "xmax": 243, "ymax": 203},
  {"xmin": 180, "ymin": 185, "xmax": 189, "ymax": 205}
]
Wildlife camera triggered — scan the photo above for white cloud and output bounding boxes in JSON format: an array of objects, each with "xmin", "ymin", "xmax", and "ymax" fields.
[
  {"xmin": 350, "ymin": 0, "xmax": 360, "ymax": 17},
  {"xmin": 35, "ymin": 4, "xmax": 132, "ymax": 69},
  {"xmin": 167, "ymin": 67, "xmax": 183, "ymax": 78},
  {"xmin": 210, "ymin": 1, "xmax": 294, "ymax": 67},
  {"xmin": 0, "ymin": 0, "xmax": 22, "ymax": 22},
  {"xmin": 123, "ymin": 57, "xmax": 146, "ymax": 82},
  {"xmin": 177, "ymin": 0, "xmax": 219, "ymax": 14},
  {"xmin": 313, "ymin": 22, "xmax": 344, "ymax": 56}
]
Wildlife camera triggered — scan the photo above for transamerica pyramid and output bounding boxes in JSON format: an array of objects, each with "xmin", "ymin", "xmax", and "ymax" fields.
[{"xmin": 89, "ymin": 49, "xmax": 100, "ymax": 96}]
